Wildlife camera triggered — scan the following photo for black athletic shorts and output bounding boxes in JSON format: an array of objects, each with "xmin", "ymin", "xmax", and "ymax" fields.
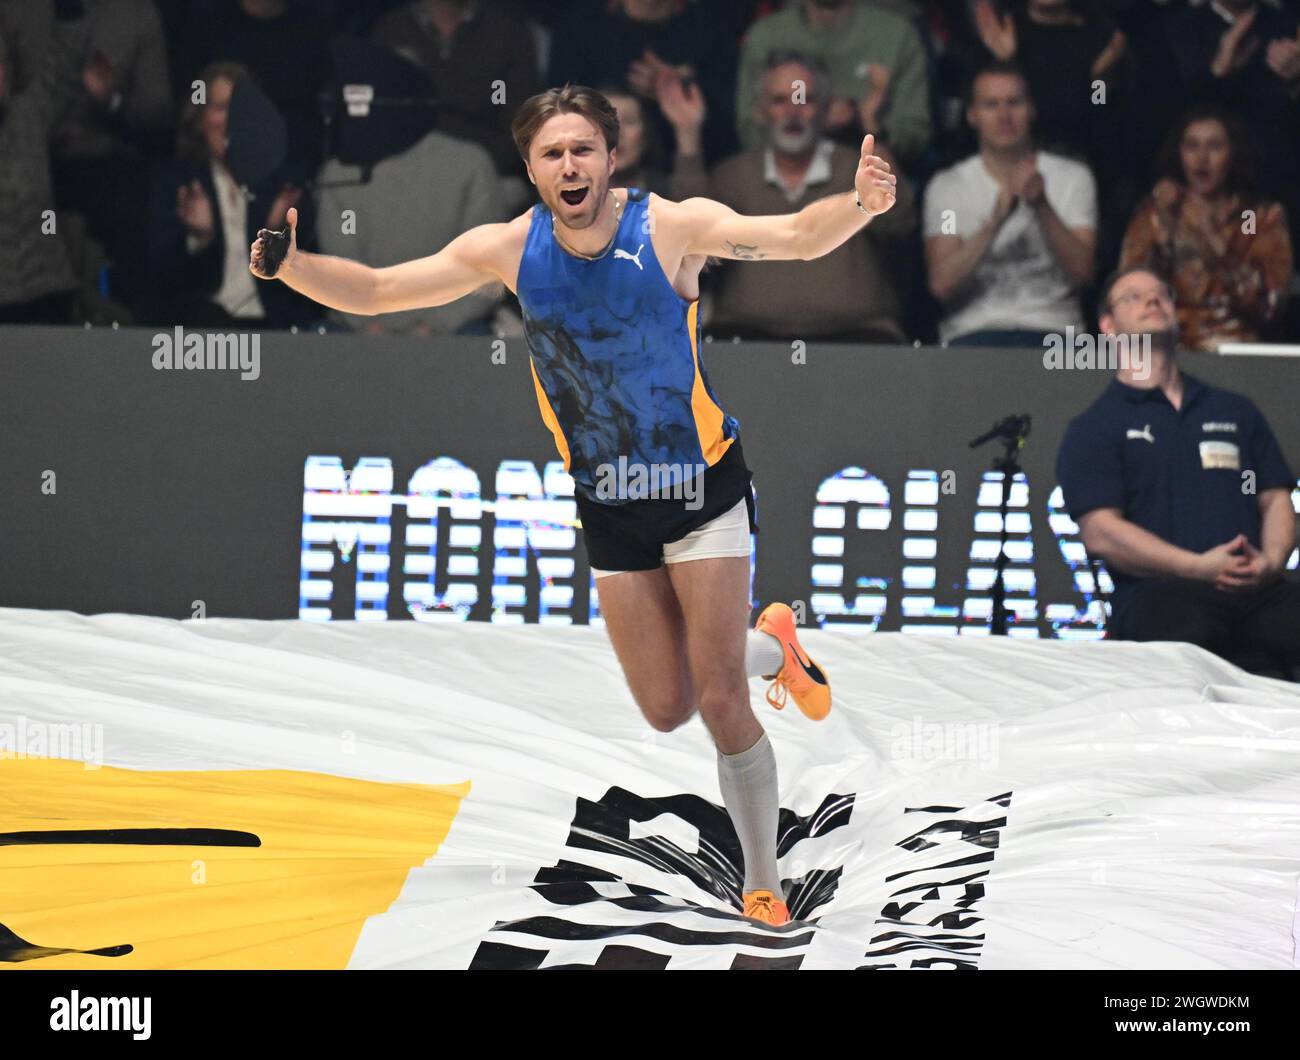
[{"xmin": 574, "ymin": 439, "xmax": 757, "ymax": 572}]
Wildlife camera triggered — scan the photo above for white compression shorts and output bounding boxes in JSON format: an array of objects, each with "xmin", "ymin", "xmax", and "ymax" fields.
[{"xmin": 590, "ymin": 496, "xmax": 751, "ymax": 579}]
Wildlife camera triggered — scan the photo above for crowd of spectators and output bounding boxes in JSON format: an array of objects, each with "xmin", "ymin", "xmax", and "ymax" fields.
[{"xmin": 2, "ymin": 0, "xmax": 1298, "ymax": 348}]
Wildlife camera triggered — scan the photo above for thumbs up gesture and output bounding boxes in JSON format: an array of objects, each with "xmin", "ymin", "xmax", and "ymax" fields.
[{"xmin": 250, "ymin": 205, "xmax": 298, "ymax": 279}]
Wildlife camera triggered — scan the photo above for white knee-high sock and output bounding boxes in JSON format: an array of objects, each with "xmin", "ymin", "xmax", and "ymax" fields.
[
  {"xmin": 745, "ymin": 630, "xmax": 784, "ymax": 680},
  {"xmin": 717, "ymin": 731, "xmax": 783, "ymax": 897}
]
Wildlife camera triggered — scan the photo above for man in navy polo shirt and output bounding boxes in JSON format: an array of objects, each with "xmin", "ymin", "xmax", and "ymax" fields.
[{"xmin": 1057, "ymin": 265, "xmax": 1299, "ymax": 669}]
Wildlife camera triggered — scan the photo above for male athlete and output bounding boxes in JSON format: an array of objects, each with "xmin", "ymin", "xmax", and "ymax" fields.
[{"xmin": 250, "ymin": 85, "xmax": 896, "ymax": 926}]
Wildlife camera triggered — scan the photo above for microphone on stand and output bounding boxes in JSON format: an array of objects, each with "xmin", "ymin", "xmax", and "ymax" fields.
[{"xmin": 969, "ymin": 412, "xmax": 1032, "ymax": 636}]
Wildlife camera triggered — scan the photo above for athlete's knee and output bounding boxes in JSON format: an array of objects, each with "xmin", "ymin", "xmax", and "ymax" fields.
[
  {"xmin": 644, "ymin": 706, "xmax": 694, "ymax": 733},
  {"xmin": 694, "ymin": 679, "xmax": 750, "ymax": 724},
  {"xmin": 636, "ymin": 685, "xmax": 697, "ymax": 732},
  {"xmin": 641, "ymin": 693, "xmax": 696, "ymax": 732}
]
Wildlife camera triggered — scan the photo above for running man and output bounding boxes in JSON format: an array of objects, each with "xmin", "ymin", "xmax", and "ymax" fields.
[{"xmin": 250, "ymin": 85, "xmax": 896, "ymax": 926}]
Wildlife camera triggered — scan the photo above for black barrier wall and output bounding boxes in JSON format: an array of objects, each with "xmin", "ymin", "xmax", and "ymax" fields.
[{"xmin": 2, "ymin": 326, "xmax": 1297, "ymax": 633}]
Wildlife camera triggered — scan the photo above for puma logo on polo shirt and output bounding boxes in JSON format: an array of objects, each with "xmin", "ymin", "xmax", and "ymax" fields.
[{"xmin": 1125, "ymin": 424, "xmax": 1155, "ymax": 443}]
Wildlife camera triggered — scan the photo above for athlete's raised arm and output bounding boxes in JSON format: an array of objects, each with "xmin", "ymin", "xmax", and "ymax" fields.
[
  {"xmin": 670, "ymin": 134, "xmax": 897, "ymax": 262},
  {"xmin": 249, "ymin": 206, "xmax": 514, "ymax": 316}
]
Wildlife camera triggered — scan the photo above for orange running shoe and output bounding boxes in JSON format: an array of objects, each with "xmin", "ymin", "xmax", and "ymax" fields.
[
  {"xmin": 742, "ymin": 889, "xmax": 791, "ymax": 927},
  {"xmin": 754, "ymin": 602, "xmax": 831, "ymax": 720}
]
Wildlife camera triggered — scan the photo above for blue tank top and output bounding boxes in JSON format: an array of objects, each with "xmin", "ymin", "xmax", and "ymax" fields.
[{"xmin": 515, "ymin": 188, "xmax": 740, "ymax": 505}]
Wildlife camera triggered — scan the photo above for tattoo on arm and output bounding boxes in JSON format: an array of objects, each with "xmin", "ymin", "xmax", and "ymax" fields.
[{"xmin": 725, "ymin": 240, "xmax": 767, "ymax": 260}]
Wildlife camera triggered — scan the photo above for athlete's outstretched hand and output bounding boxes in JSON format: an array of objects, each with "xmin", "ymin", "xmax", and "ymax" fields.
[
  {"xmin": 250, "ymin": 205, "xmax": 298, "ymax": 279},
  {"xmin": 855, "ymin": 134, "xmax": 897, "ymax": 218}
]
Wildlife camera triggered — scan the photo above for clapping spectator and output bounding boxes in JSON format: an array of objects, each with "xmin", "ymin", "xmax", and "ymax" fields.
[
  {"xmin": 671, "ymin": 52, "xmax": 916, "ymax": 343},
  {"xmin": 923, "ymin": 61, "xmax": 1096, "ymax": 346},
  {"xmin": 970, "ymin": 0, "xmax": 1125, "ymax": 163},
  {"xmin": 1119, "ymin": 105, "xmax": 1292, "ymax": 351},
  {"xmin": 138, "ymin": 61, "xmax": 314, "ymax": 327},
  {"xmin": 614, "ymin": 65, "xmax": 726, "ymax": 204},
  {"xmin": 1162, "ymin": 0, "xmax": 1300, "ymax": 245},
  {"xmin": 548, "ymin": 0, "xmax": 739, "ymax": 166},
  {"xmin": 970, "ymin": 0, "xmax": 1137, "ymax": 275},
  {"xmin": 599, "ymin": 85, "xmax": 672, "ymax": 197},
  {"xmin": 737, "ymin": 0, "xmax": 931, "ymax": 168}
]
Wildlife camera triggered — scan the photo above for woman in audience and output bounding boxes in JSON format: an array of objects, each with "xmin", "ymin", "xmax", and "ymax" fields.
[
  {"xmin": 599, "ymin": 86, "xmax": 670, "ymax": 197},
  {"xmin": 139, "ymin": 60, "xmax": 313, "ymax": 327},
  {"xmin": 1119, "ymin": 105, "xmax": 1292, "ymax": 351}
]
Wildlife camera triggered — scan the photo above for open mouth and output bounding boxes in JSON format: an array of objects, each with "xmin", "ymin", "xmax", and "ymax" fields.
[{"xmin": 559, "ymin": 187, "xmax": 589, "ymax": 207}]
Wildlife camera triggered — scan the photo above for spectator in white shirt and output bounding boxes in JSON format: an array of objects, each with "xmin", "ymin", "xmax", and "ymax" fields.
[{"xmin": 923, "ymin": 60, "xmax": 1097, "ymax": 346}]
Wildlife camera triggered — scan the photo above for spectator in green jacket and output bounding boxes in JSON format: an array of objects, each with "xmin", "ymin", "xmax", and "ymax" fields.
[{"xmin": 736, "ymin": 0, "xmax": 931, "ymax": 168}]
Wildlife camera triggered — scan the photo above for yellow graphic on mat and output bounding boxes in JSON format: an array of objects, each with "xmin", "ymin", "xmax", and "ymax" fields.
[{"xmin": 0, "ymin": 758, "xmax": 469, "ymax": 969}]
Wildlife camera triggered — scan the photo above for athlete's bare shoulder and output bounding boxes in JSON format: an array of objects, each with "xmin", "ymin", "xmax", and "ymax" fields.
[
  {"xmin": 644, "ymin": 191, "xmax": 718, "ymax": 221},
  {"xmin": 641, "ymin": 191, "xmax": 710, "ymax": 260},
  {"xmin": 503, "ymin": 205, "xmax": 537, "ymax": 239},
  {"xmin": 464, "ymin": 208, "xmax": 534, "ymax": 294}
]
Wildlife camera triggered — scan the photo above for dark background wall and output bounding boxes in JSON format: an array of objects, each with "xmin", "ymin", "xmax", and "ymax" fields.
[{"xmin": 2, "ymin": 326, "xmax": 1296, "ymax": 632}]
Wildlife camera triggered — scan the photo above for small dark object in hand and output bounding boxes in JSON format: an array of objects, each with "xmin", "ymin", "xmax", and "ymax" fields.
[{"xmin": 257, "ymin": 227, "xmax": 291, "ymax": 277}]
